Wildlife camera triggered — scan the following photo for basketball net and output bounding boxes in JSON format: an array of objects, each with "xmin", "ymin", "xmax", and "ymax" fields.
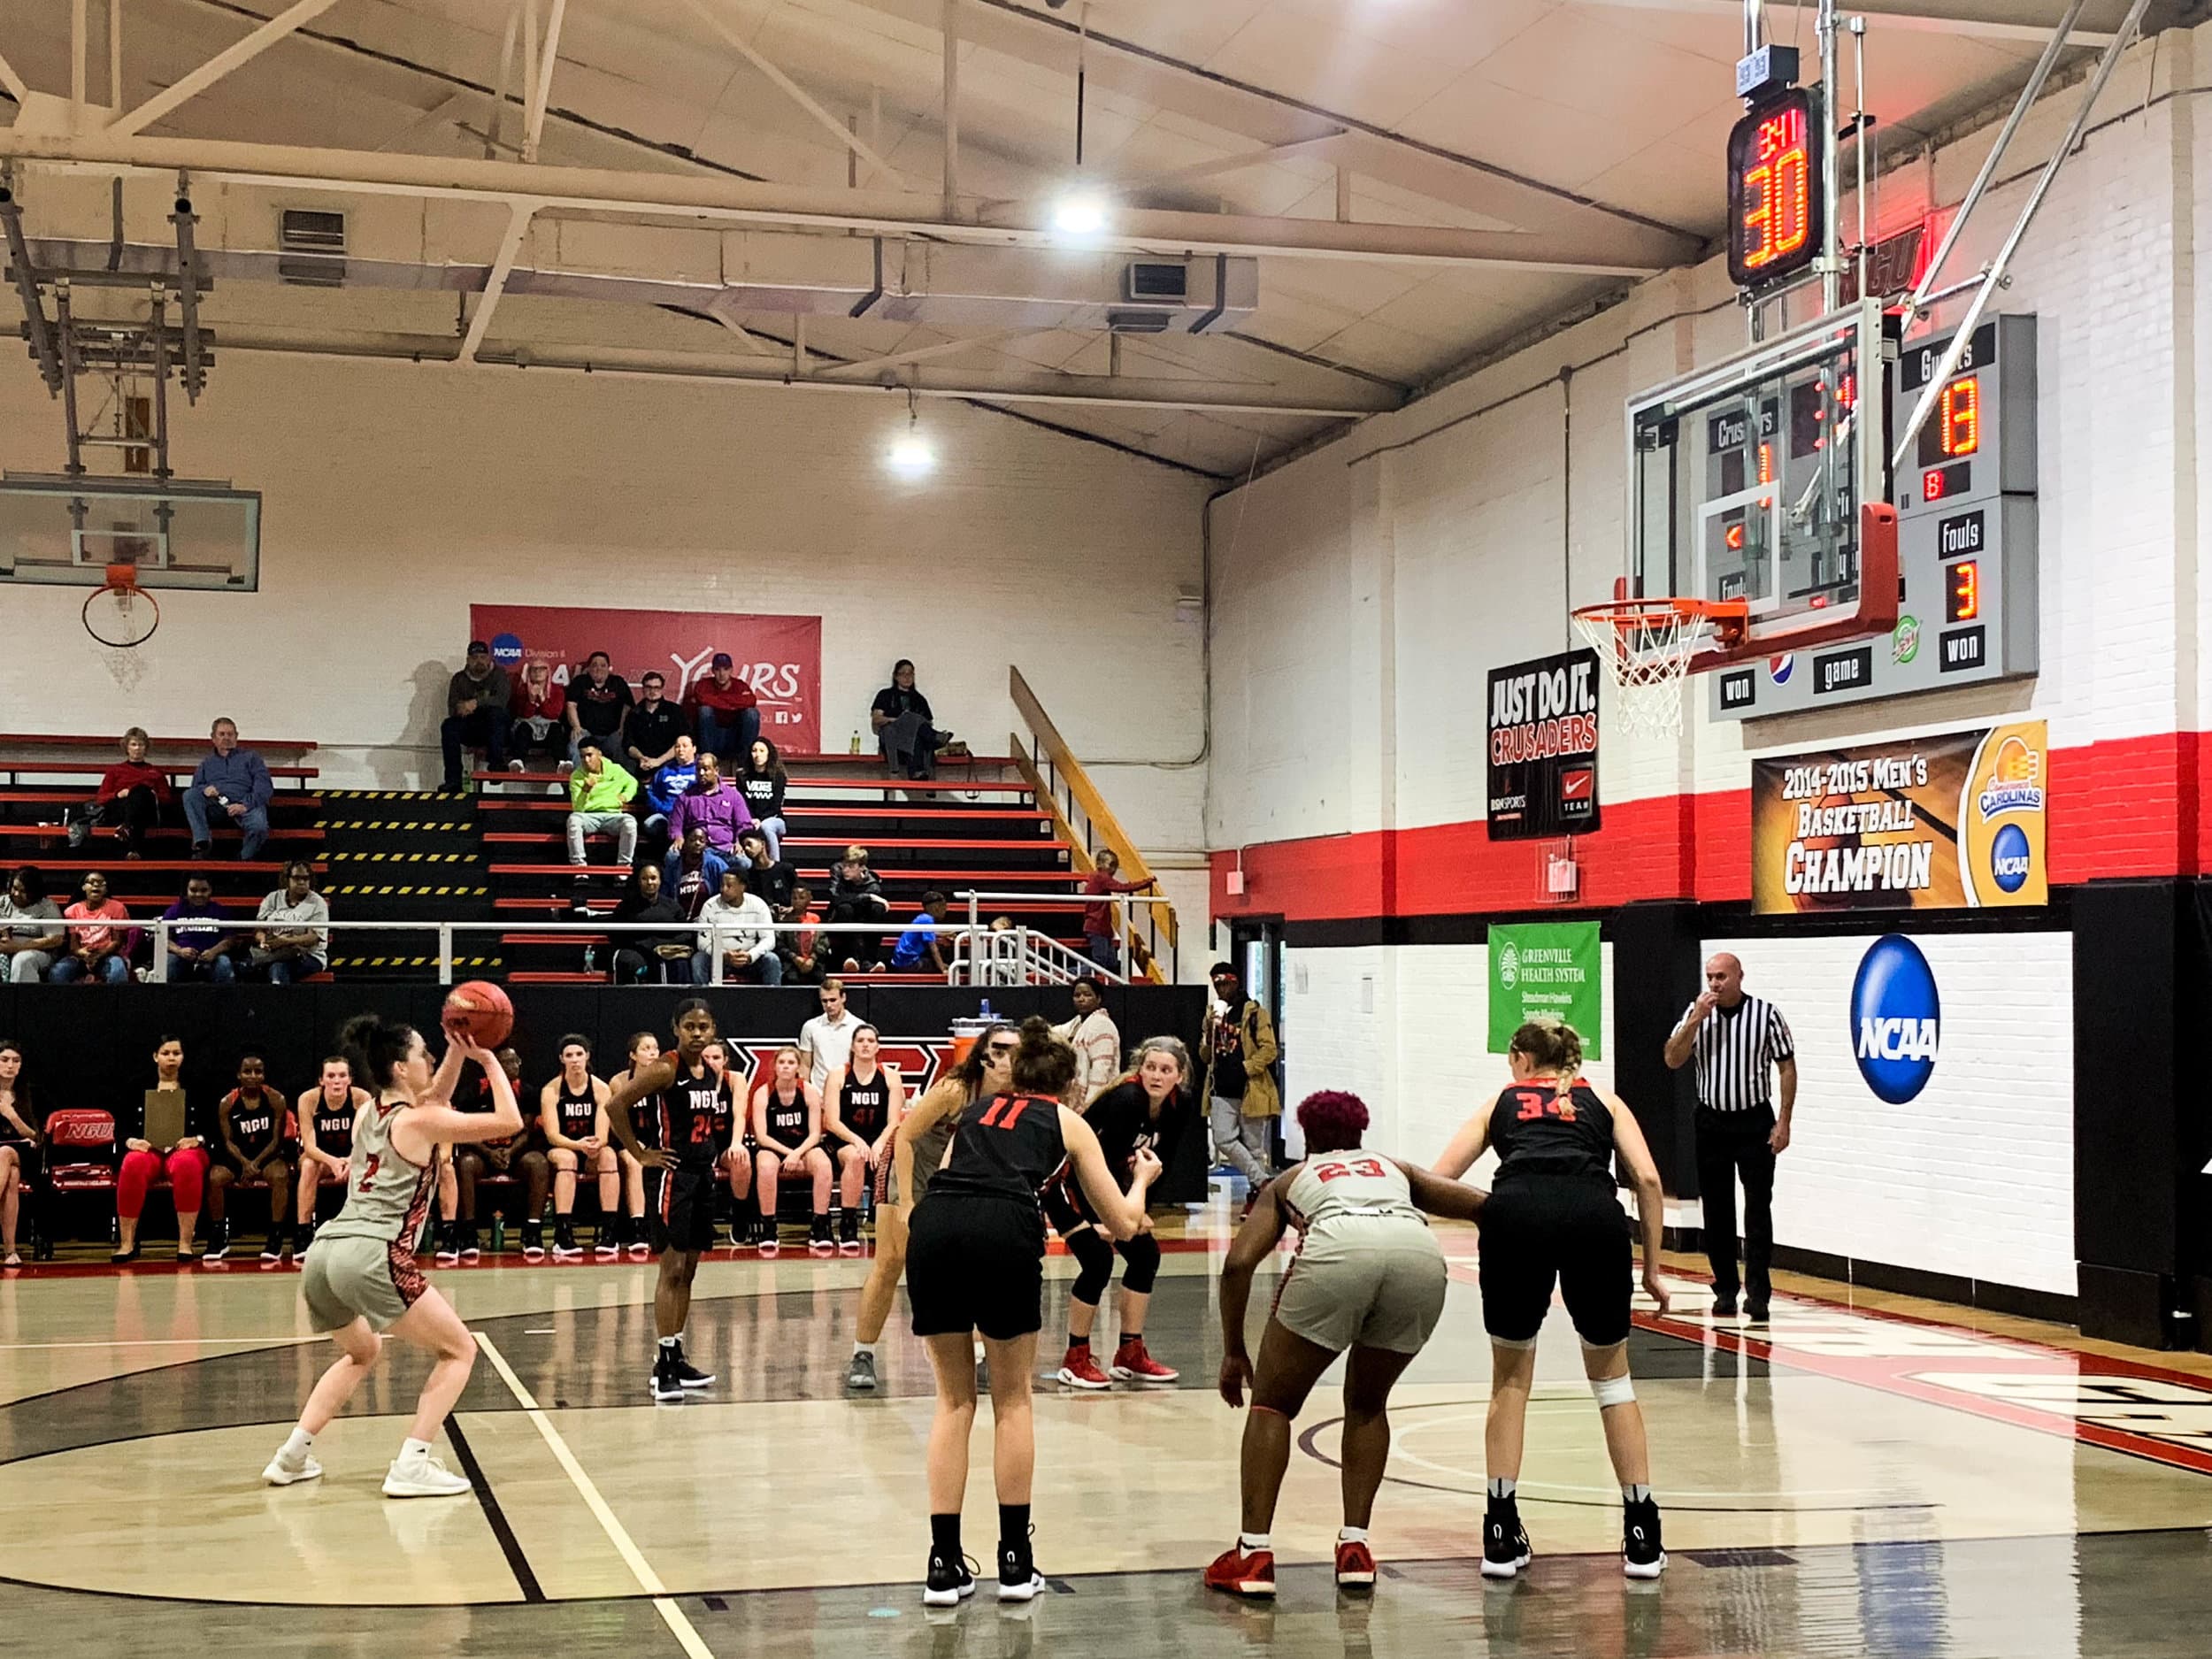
[
  {"xmin": 1571, "ymin": 601, "xmax": 1732, "ymax": 739},
  {"xmin": 83, "ymin": 565, "xmax": 159, "ymax": 693},
  {"xmin": 97, "ymin": 641, "xmax": 150, "ymax": 695}
]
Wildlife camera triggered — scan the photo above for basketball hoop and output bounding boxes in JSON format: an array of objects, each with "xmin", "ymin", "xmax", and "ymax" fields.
[
  {"xmin": 83, "ymin": 564, "xmax": 160, "ymax": 649},
  {"xmin": 1571, "ymin": 593, "xmax": 1747, "ymax": 737}
]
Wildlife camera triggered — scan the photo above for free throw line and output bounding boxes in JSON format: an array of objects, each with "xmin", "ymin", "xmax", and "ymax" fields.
[{"xmin": 474, "ymin": 1333, "xmax": 714, "ymax": 1659}]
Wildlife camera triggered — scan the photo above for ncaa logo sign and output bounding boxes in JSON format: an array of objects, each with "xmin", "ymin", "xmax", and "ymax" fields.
[
  {"xmin": 1990, "ymin": 823, "xmax": 2032, "ymax": 894},
  {"xmin": 1851, "ymin": 934, "xmax": 1939, "ymax": 1103}
]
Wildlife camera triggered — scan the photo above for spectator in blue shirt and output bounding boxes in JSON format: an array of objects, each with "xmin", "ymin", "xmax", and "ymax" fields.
[
  {"xmin": 891, "ymin": 890, "xmax": 951, "ymax": 973},
  {"xmin": 642, "ymin": 734, "xmax": 702, "ymax": 856},
  {"xmin": 161, "ymin": 873, "xmax": 240, "ymax": 983},
  {"xmin": 181, "ymin": 718, "xmax": 273, "ymax": 861}
]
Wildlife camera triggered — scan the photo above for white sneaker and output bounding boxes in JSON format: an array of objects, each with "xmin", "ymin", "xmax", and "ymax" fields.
[
  {"xmin": 381, "ymin": 1450, "xmax": 472, "ymax": 1498},
  {"xmin": 262, "ymin": 1450, "xmax": 323, "ymax": 1486}
]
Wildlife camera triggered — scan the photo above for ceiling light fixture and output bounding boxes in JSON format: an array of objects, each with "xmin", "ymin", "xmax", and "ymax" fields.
[
  {"xmin": 1050, "ymin": 188, "xmax": 1110, "ymax": 239},
  {"xmin": 887, "ymin": 389, "xmax": 933, "ymax": 478}
]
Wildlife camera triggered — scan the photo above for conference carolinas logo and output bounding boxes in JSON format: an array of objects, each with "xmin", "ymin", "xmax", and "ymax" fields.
[
  {"xmin": 1976, "ymin": 735, "xmax": 2044, "ymax": 822},
  {"xmin": 1850, "ymin": 933, "xmax": 1939, "ymax": 1104}
]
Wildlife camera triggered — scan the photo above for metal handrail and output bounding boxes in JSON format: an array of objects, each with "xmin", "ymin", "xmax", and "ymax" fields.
[{"xmin": 955, "ymin": 887, "xmax": 1156, "ymax": 985}]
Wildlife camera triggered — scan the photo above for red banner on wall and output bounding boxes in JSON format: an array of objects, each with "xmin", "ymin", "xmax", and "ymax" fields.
[{"xmin": 469, "ymin": 604, "xmax": 822, "ymax": 753}]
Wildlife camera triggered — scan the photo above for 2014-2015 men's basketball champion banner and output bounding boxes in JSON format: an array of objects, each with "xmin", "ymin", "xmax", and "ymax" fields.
[{"xmin": 1751, "ymin": 721, "xmax": 2048, "ymax": 914}]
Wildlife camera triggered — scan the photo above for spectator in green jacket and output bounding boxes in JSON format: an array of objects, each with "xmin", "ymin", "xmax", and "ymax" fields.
[{"xmin": 565, "ymin": 738, "xmax": 640, "ymax": 867}]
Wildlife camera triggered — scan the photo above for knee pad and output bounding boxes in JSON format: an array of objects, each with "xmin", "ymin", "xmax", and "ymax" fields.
[
  {"xmin": 1067, "ymin": 1227, "xmax": 1114, "ymax": 1305},
  {"xmin": 1590, "ymin": 1373, "xmax": 1636, "ymax": 1409},
  {"xmin": 1118, "ymin": 1231, "xmax": 1161, "ymax": 1294}
]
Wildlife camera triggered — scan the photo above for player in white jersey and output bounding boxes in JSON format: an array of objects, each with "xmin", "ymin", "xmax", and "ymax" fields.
[
  {"xmin": 261, "ymin": 1011, "xmax": 523, "ymax": 1499},
  {"xmin": 1205, "ymin": 1088, "xmax": 1485, "ymax": 1598}
]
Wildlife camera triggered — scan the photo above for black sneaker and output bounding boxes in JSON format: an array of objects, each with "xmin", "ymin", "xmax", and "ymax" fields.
[
  {"xmin": 522, "ymin": 1220, "xmax": 545, "ymax": 1262},
  {"xmin": 668, "ymin": 1340, "xmax": 714, "ymax": 1390},
  {"xmin": 434, "ymin": 1222, "xmax": 460, "ymax": 1265},
  {"xmin": 594, "ymin": 1224, "xmax": 620, "ymax": 1259},
  {"xmin": 1711, "ymin": 1296, "xmax": 1739, "ymax": 1319},
  {"xmin": 460, "ymin": 1225, "xmax": 482, "ymax": 1262},
  {"xmin": 809, "ymin": 1216, "xmax": 834, "ymax": 1256},
  {"xmin": 923, "ymin": 1548, "xmax": 976, "ymax": 1607},
  {"xmin": 627, "ymin": 1216, "xmax": 651, "ymax": 1259},
  {"xmin": 1481, "ymin": 1496, "xmax": 1532, "ymax": 1579},
  {"xmin": 649, "ymin": 1348, "xmax": 685, "ymax": 1403},
  {"xmin": 1744, "ymin": 1301, "xmax": 1770, "ymax": 1324},
  {"xmin": 203, "ymin": 1223, "xmax": 229, "ymax": 1263},
  {"xmin": 552, "ymin": 1221, "xmax": 582, "ymax": 1260},
  {"xmin": 838, "ymin": 1208, "xmax": 862, "ymax": 1252},
  {"xmin": 997, "ymin": 1532, "xmax": 1045, "ymax": 1602},
  {"xmin": 259, "ymin": 1231, "xmax": 284, "ymax": 1264},
  {"xmin": 1623, "ymin": 1497, "xmax": 1665, "ymax": 1579}
]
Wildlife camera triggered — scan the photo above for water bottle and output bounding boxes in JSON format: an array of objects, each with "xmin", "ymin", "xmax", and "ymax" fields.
[
  {"xmin": 491, "ymin": 1213, "xmax": 507, "ymax": 1253},
  {"xmin": 979, "ymin": 998, "xmax": 994, "ymax": 1020},
  {"xmin": 849, "ymin": 729, "xmax": 863, "ymax": 755},
  {"xmin": 584, "ymin": 944, "xmax": 598, "ymax": 973}
]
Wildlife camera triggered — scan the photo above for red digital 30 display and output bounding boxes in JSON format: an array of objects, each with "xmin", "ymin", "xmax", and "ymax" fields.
[{"xmin": 1727, "ymin": 88, "xmax": 1823, "ymax": 288}]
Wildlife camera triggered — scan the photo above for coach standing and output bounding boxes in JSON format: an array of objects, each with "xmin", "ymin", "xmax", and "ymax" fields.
[{"xmin": 1663, "ymin": 952, "xmax": 1796, "ymax": 1323}]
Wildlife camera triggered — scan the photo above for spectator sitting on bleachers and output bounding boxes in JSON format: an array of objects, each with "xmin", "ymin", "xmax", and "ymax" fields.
[
  {"xmin": 891, "ymin": 889, "xmax": 951, "ymax": 975},
  {"xmin": 735, "ymin": 739, "xmax": 790, "ymax": 863},
  {"xmin": 641, "ymin": 734, "xmax": 701, "ymax": 852},
  {"xmin": 183, "ymin": 718, "xmax": 273, "ymax": 861},
  {"xmin": 872, "ymin": 658, "xmax": 951, "ymax": 780},
  {"xmin": 735, "ymin": 829, "xmax": 798, "ymax": 914},
  {"xmin": 780, "ymin": 885, "xmax": 825, "ymax": 986},
  {"xmin": 50, "ymin": 871, "xmax": 134, "ymax": 984},
  {"xmin": 565, "ymin": 738, "xmax": 640, "ymax": 869},
  {"xmin": 115, "ymin": 1033, "xmax": 210, "ymax": 1263},
  {"xmin": 442, "ymin": 640, "xmax": 513, "ymax": 788},
  {"xmin": 509, "ymin": 658, "xmax": 568, "ymax": 772},
  {"xmin": 160, "ymin": 872, "xmax": 241, "ymax": 984},
  {"xmin": 565, "ymin": 651, "xmax": 634, "ymax": 763},
  {"xmin": 252, "ymin": 859, "xmax": 329, "ymax": 984},
  {"xmin": 696, "ymin": 866, "xmax": 782, "ymax": 986},
  {"xmin": 0, "ymin": 1040, "xmax": 38, "ymax": 1266},
  {"xmin": 610, "ymin": 864, "xmax": 695, "ymax": 985},
  {"xmin": 664, "ymin": 825, "xmax": 729, "ymax": 923},
  {"xmin": 0, "ymin": 866, "xmax": 65, "ymax": 985},
  {"xmin": 65, "ymin": 726, "xmax": 173, "ymax": 860},
  {"xmin": 626, "ymin": 672, "xmax": 686, "ymax": 780},
  {"xmin": 826, "ymin": 844, "xmax": 890, "ymax": 973},
  {"xmin": 685, "ymin": 652, "xmax": 759, "ymax": 766},
  {"xmin": 668, "ymin": 750, "xmax": 753, "ymax": 861}
]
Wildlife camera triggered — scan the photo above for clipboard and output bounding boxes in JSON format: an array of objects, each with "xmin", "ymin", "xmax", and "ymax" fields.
[{"xmin": 142, "ymin": 1089, "xmax": 188, "ymax": 1151}]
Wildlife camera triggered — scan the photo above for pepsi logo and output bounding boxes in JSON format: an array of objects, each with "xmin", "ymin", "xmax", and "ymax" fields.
[
  {"xmin": 1990, "ymin": 823, "xmax": 2032, "ymax": 894},
  {"xmin": 1770, "ymin": 654, "xmax": 1794, "ymax": 685},
  {"xmin": 1851, "ymin": 934, "xmax": 1939, "ymax": 1103}
]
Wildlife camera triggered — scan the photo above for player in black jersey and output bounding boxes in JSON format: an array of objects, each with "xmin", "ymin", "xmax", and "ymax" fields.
[
  {"xmin": 294, "ymin": 1057, "xmax": 372, "ymax": 1248},
  {"xmin": 541, "ymin": 1035, "xmax": 620, "ymax": 1259},
  {"xmin": 1433, "ymin": 1018, "xmax": 1672, "ymax": 1582},
  {"xmin": 610, "ymin": 1033, "xmax": 663, "ymax": 1259},
  {"xmin": 608, "ymin": 1000, "xmax": 735, "ymax": 1402},
  {"xmin": 824, "ymin": 1024, "xmax": 902, "ymax": 1253},
  {"xmin": 1048, "ymin": 1035, "xmax": 1194, "ymax": 1387},
  {"xmin": 898, "ymin": 1018, "xmax": 1161, "ymax": 1607},
  {"xmin": 701, "ymin": 1041, "xmax": 758, "ymax": 1249},
  {"xmin": 751, "ymin": 1047, "xmax": 833, "ymax": 1255},
  {"xmin": 209, "ymin": 1053, "xmax": 296, "ymax": 1263}
]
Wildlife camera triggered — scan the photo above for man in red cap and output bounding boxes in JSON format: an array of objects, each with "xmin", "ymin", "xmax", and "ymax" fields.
[{"xmin": 685, "ymin": 652, "xmax": 759, "ymax": 766}]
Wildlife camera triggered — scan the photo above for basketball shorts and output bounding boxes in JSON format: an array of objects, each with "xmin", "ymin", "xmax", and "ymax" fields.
[
  {"xmin": 1478, "ymin": 1176, "xmax": 1633, "ymax": 1348},
  {"xmin": 906, "ymin": 1194, "xmax": 1045, "ymax": 1340},
  {"xmin": 1272, "ymin": 1217, "xmax": 1448, "ymax": 1355},
  {"xmin": 1041, "ymin": 1179, "xmax": 1095, "ymax": 1238},
  {"xmin": 647, "ymin": 1164, "xmax": 720, "ymax": 1255},
  {"xmin": 302, "ymin": 1233, "xmax": 424, "ymax": 1333}
]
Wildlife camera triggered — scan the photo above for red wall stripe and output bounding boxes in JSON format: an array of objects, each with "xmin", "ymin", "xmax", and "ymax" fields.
[{"xmin": 1211, "ymin": 730, "xmax": 2204, "ymax": 924}]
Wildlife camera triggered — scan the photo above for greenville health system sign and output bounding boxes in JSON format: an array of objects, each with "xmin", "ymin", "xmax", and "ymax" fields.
[{"xmin": 1487, "ymin": 922, "xmax": 1602, "ymax": 1058}]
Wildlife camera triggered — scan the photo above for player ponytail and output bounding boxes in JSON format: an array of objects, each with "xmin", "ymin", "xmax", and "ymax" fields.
[
  {"xmin": 339, "ymin": 1013, "xmax": 419, "ymax": 1091},
  {"xmin": 1008, "ymin": 1016, "xmax": 1079, "ymax": 1098},
  {"xmin": 1509, "ymin": 1016, "xmax": 1585, "ymax": 1109}
]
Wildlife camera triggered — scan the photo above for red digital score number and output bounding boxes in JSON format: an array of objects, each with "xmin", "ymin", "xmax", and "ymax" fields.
[
  {"xmin": 1728, "ymin": 91, "xmax": 1822, "ymax": 288},
  {"xmin": 1946, "ymin": 560, "xmax": 1980, "ymax": 624}
]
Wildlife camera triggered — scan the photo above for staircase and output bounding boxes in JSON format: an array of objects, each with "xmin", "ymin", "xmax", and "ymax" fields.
[{"xmin": 318, "ymin": 789, "xmax": 497, "ymax": 979}]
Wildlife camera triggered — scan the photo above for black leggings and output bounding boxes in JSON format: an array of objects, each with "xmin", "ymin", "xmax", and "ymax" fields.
[{"xmin": 1066, "ymin": 1224, "xmax": 1161, "ymax": 1305}]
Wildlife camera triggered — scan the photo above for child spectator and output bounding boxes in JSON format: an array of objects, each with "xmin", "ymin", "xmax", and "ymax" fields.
[
  {"xmin": 161, "ymin": 872, "xmax": 241, "ymax": 983},
  {"xmin": 735, "ymin": 738, "xmax": 790, "ymax": 862},
  {"xmin": 253, "ymin": 860, "xmax": 329, "ymax": 983},
  {"xmin": 826, "ymin": 844, "xmax": 890, "ymax": 972},
  {"xmin": 66, "ymin": 726, "xmax": 173, "ymax": 859},
  {"xmin": 780, "ymin": 885, "xmax": 826, "ymax": 986},
  {"xmin": 1081, "ymin": 849, "xmax": 1156, "ymax": 975},
  {"xmin": 509, "ymin": 659, "xmax": 569, "ymax": 770},
  {"xmin": 686, "ymin": 652, "xmax": 759, "ymax": 765},
  {"xmin": 50, "ymin": 871, "xmax": 134, "ymax": 984},
  {"xmin": 891, "ymin": 890, "xmax": 951, "ymax": 974}
]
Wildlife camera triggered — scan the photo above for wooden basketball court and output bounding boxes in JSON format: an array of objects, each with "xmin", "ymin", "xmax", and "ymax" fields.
[{"xmin": 4, "ymin": 1216, "xmax": 2209, "ymax": 1658}]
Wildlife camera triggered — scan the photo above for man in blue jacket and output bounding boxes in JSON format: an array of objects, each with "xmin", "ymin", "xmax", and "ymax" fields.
[{"xmin": 182, "ymin": 717, "xmax": 273, "ymax": 861}]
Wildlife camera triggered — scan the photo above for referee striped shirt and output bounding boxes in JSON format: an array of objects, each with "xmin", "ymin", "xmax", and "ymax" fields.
[{"xmin": 1677, "ymin": 995, "xmax": 1794, "ymax": 1113}]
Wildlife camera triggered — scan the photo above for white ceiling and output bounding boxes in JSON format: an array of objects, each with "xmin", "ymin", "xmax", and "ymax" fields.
[{"xmin": 0, "ymin": 0, "xmax": 2170, "ymax": 475}]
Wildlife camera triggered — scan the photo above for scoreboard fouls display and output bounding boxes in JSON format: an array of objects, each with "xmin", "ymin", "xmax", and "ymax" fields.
[{"xmin": 1727, "ymin": 88, "xmax": 1824, "ymax": 289}]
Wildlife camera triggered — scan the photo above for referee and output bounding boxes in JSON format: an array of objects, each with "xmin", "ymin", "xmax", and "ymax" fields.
[{"xmin": 1663, "ymin": 953, "xmax": 1797, "ymax": 1323}]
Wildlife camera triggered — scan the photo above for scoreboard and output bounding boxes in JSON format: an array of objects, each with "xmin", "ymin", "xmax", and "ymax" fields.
[{"xmin": 1710, "ymin": 312, "xmax": 2039, "ymax": 719}]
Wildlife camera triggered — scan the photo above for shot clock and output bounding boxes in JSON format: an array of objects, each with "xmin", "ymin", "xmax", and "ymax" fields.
[{"xmin": 1727, "ymin": 88, "xmax": 1824, "ymax": 289}]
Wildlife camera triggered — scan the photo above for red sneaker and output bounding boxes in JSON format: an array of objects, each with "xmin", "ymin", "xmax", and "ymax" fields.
[
  {"xmin": 1203, "ymin": 1544, "xmax": 1276, "ymax": 1598},
  {"xmin": 1334, "ymin": 1539, "xmax": 1377, "ymax": 1587},
  {"xmin": 1110, "ymin": 1339, "xmax": 1179, "ymax": 1383},
  {"xmin": 1056, "ymin": 1347, "xmax": 1111, "ymax": 1389}
]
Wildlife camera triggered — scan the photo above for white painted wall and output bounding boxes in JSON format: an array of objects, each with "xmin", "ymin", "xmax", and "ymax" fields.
[
  {"xmin": 1705, "ymin": 931, "xmax": 2076, "ymax": 1298},
  {"xmin": 0, "ymin": 345, "xmax": 1213, "ymax": 896}
]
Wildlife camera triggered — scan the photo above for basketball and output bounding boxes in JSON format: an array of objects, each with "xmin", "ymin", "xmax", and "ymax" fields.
[{"xmin": 442, "ymin": 979, "xmax": 514, "ymax": 1048}]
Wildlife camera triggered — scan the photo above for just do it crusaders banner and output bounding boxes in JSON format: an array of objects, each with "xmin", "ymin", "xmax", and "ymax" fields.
[
  {"xmin": 1488, "ymin": 647, "xmax": 1601, "ymax": 840},
  {"xmin": 469, "ymin": 604, "xmax": 823, "ymax": 753},
  {"xmin": 1751, "ymin": 721, "xmax": 2048, "ymax": 914}
]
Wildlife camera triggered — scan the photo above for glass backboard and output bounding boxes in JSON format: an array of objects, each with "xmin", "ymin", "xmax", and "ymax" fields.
[{"xmin": 0, "ymin": 475, "xmax": 259, "ymax": 590}]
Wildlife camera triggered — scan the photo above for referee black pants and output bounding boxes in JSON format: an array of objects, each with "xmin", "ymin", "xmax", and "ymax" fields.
[{"xmin": 1694, "ymin": 1104, "xmax": 1775, "ymax": 1309}]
